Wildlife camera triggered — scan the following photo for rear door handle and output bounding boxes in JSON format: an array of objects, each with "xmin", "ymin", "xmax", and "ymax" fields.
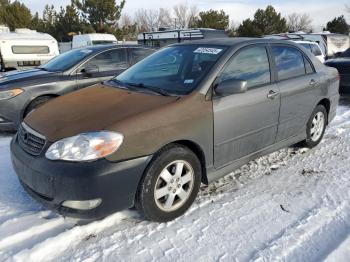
[
  {"xmin": 267, "ymin": 90, "xmax": 279, "ymax": 99},
  {"xmin": 309, "ymin": 79, "xmax": 318, "ymax": 87}
]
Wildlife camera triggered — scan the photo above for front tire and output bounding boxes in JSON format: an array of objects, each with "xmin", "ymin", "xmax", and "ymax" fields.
[
  {"xmin": 136, "ymin": 144, "xmax": 201, "ymax": 222},
  {"xmin": 301, "ymin": 105, "xmax": 327, "ymax": 148}
]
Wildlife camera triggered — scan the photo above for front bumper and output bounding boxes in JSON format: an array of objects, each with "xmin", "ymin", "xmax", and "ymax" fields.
[{"xmin": 11, "ymin": 135, "xmax": 152, "ymax": 220}]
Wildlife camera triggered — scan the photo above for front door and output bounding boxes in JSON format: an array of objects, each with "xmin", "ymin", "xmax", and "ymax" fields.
[
  {"xmin": 76, "ymin": 48, "xmax": 129, "ymax": 89},
  {"xmin": 213, "ymin": 45, "xmax": 280, "ymax": 168}
]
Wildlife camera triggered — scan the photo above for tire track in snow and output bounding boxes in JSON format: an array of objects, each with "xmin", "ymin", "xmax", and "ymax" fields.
[{"xmin": 252, "ymin": 201, "xmax": 350, "ymax": 262}]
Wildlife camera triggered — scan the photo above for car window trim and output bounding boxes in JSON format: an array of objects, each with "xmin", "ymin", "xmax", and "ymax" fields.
[
  {"xmin": 270, "ymin": 43, "xmax": 316, "ymax": 83},
  {"xmin": 213, "ymin": 43, "xmax": 273, "ymax": 97}
]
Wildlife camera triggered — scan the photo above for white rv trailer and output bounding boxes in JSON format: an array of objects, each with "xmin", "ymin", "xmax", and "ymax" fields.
[
  {"xmin": 0, "ymin": 28, "xmax": 59, "ymax": 71},
  {"xmin": 72, "ymin": 33, "xmax": 118, "ymax": 49}
]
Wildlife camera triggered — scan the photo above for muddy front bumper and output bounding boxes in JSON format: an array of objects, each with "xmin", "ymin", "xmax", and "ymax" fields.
[{"xmin": 10, "ymin": 135, "xmax": 152, "ymax": 220}]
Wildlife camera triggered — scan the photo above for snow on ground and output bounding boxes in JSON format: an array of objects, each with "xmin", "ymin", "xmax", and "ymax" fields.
[{"xmin": 1, "ymin": 98, "xmax": 350, "ymax": 262}]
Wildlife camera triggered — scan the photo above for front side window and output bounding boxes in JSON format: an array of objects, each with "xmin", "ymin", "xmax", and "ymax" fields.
[
  {"xmin": 113, "ymin": 45, "xmax": 227, "ymax": 95},
  {"xmin": 272, "ymin": 46, "xmax": 306, "ymax": 81},
  {"xmin": 12, "ymin": 46, "xmax": 49, "ymax": 54},
  {"xmin": 219, "ymin": 46, "xmax": 271, "ymax": 88},
  {"xmin": 84, "ymin": 49, "xmax": 128, "ymax": 72}
]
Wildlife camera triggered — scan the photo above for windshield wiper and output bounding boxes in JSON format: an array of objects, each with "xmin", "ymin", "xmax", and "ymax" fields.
[
  {"xmin": 123, "ymin": 82, "xmax": 173, "ymax": 96},
  {"xmin": 108, "ymin": 79, "xmax": 139, "ymax": 91}
]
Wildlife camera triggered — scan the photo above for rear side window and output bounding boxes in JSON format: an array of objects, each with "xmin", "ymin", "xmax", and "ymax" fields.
[
  {"xmin": 310, "ymin": 44, "xmax": 322, "ymax": 56},
  {"xmin": 304, "ymin": 57, "xmax": 314, "ymax": 74},
  {"xmin": 300, "ymin": 43, "xmax": 312, "ymax": 52},
  {"xmin": 12, "ymin": 46, "xmax": 49, "ymax": 54},
  {"xmin": 131, "ymin": 48, "xmax": 154, "ymax": 64},
  {"xmin": 219, "ymin": 46, "xmax": 271, "ymax": 88},
  {"xmin": 85, "ymin": 49, "xmax": 128, "ymax": 72},
  {"xmin": 272, "ymin": 46, "xmax": 305, "ymax": 81}
]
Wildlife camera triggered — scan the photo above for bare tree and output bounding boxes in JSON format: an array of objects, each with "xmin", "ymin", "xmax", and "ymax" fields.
[
  {"xmin": 173, "ymin": 3, "xmax": 198, "ymax": 29},
  {"xmin": 287, "ymin": 13, "xmax": 313, "ymax": 32},
  {"xmin": 158, "ymin": 8, "xmax": 173, "ymax": 29},
  {"xmin": 134, "ymin": 8, "xmax": 173, "ymax": 32},
  {"xmin": 119, "ymin": 14, "xmax": 133, "ymax": 27}
]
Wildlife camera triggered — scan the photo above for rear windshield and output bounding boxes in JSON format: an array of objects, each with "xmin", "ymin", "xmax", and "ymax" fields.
[
  {"xmin": 113, "ymin": 45, "xmax": 227, "ymax": 95},
  {"xmin": 12, "ymin": 46, "xmax": 50, "ymax": 54}
]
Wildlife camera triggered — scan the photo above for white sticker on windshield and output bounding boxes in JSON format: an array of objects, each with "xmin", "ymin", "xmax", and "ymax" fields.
[
  {"xmin": 184, "ymin": 79, "xmax": 194, "ymax": 84},
  {"xmin": 194, "ymin": 47, "xmax": 223, "ymax": 55}
]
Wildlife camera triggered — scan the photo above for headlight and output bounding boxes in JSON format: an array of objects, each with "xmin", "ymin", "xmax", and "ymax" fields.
[
  {"xmin": 45, "ymin": 131, "xmax": 124, "ymax": 161},
  {"xmin": 0, "ymin": 89, "xmax": 24, "ymax": 100}
]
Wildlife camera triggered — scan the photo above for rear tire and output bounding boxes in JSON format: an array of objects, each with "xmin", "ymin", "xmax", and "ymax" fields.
[
  {"xmin": 24, "ymin": 96, "xmax": 54, "ymax": 118},
  {"xmin": 300, "ymin": 105, "xmax": 327, "ymax": 148},
  {"xmin": 135, "ymin": 144, "xmax": 201, "ymax": 222}
]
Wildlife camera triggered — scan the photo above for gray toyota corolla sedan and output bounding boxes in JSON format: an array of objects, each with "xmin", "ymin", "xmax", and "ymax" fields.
[
  {"xmin": 11, "ymin": 38, "xmax": 340, "ymax": 222},
  {"xmin": 0, "ymin": 45, "xmax": 154, "ymax": 131}
]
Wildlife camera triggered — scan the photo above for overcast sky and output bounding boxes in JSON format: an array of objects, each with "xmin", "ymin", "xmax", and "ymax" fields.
[{"xmin": 20, "ymin": 0, "xmax": 349, "ymax": 31}]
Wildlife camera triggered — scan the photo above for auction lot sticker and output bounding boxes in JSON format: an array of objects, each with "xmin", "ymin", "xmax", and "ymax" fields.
[{"xmin": 194, "ymin": 47, "xmax": 223, "ymax": 55}]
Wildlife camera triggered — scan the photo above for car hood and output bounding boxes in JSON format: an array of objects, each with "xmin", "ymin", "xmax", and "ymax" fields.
[
  {"xmin": 0, "ymin": 69, "xmax": 59, "ymax": 89},
  {"xmin": 25, "ymin": 84, "xmax": 180, "ymax": 142}
]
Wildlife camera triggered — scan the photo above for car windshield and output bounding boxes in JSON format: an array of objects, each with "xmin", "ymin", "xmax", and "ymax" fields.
[
  {"xmin": 39, "ymin": 48, "xmax": 94, "ymax": 72},
  {"xmin": 112, "ymin": 45, "xmax": 227, "ymax": 95}
]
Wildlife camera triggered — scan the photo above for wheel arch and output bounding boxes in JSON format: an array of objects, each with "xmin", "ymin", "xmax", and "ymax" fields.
[
  {"xmin": 316, "ymin": 98, "xmax": 330, "ymax": 124},
  {"xmin": 145, "ymin": 139, "xmax": 209, "ymax": 185},
  {"xmin": 22, "ymin": 94, "xmax": 59, "ymax": 120}
]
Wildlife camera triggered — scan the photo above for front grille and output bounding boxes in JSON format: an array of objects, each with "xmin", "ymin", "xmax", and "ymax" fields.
[{"xmin": 18, "ymin": 123, "xmax": 46, "ymax": 156}]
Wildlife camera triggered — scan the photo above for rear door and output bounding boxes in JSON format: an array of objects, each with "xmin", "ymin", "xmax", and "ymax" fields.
[
  {"xmin": 75, "ymin": 48, "xmax": 128, "ymax": 89},
  {"xmin": 270, "ymin": 44, "xmax": 319, "ymax": 142},
  {"xmin": 213, "ymin": 44, "xmax": 280, "ymax": 168}
]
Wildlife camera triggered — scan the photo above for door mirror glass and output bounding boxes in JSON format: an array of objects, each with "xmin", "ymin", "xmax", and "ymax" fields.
[
  {"xmin": 81, "ymin": 65, "xmax": 99, "ymax": 76},
  {"xmin": 215, "ymin": 79, "xmax": 248, "ymax": 97}
]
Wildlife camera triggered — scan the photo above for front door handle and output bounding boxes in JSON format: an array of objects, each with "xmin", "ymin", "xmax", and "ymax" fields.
[{"xmin": 267, "ymin": 90, "xmax": 279, "ymax": 100}]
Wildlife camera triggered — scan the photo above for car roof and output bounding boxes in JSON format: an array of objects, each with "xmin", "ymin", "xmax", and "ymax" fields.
[
  {"xmin": 173, "ymin": 37, "xmax": 303, "ymax": 48},
  {"xmin": 74, "ymin": 44, "xmax": 152, "ymax": 53}
]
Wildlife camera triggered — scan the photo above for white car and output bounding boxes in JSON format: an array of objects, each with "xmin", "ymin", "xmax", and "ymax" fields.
[
  {"xmin": 294, "ymin": 41, "xmax": 325, "ymax": 63},
  {"xmin": 72, "ymin": 34, "xmax": 118, "ymax": 49}
]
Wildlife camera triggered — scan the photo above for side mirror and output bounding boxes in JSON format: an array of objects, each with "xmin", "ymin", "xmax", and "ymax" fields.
[
  {"xmin": 81, "ymin": 65, "xmax": 99, "ymax": 76},
  {"xmin": 215, "ymin": 79, "xmax": 248, "ymax": 97}
]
